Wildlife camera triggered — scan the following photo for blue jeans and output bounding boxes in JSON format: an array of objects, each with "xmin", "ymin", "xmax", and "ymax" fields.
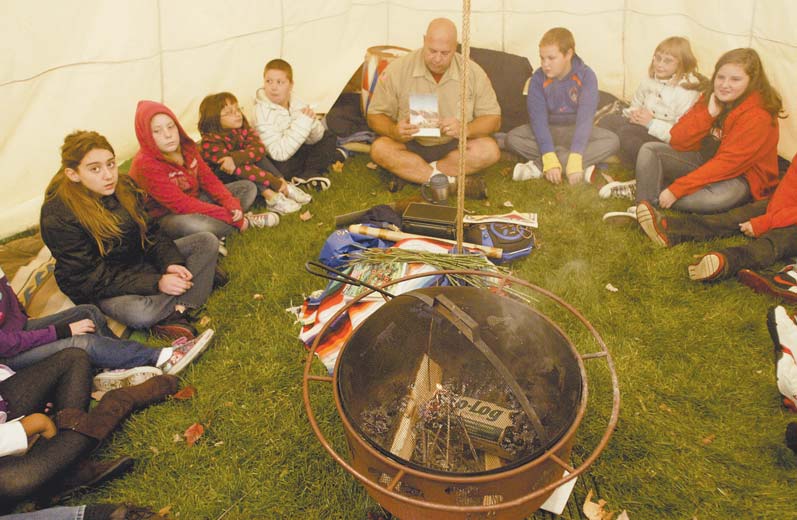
[
  {"xmin": 158, "ymin": 180, "xmax": 257, "ymax": 239},
  {"xmin": 2, "ymin": 506, "xmax": 85, "ymax": 520},
  {"xmin": 97, "ymin": 232, "xmax": 217, "ymax": 329},
  {"xmin": 1, "ymin": 305, "xmax": 160, "ymax": 371}
]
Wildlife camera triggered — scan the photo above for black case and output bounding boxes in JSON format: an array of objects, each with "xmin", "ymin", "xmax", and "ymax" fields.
[{"xmin": 401, "ymin": 203, "xmax": 458, "ymax": 239}]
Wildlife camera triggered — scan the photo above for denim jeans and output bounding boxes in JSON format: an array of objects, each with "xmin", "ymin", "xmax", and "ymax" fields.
[
  {"xmin": 97, "ymin": 232, "xmax": 217, "ymax": 329},
  {"xmin": 2, "ymin": 506, "xmax": 85, "ymax": 520},
  {"xmin": 158, "ymin": 180, "xmax": 257, "ymax": 239},
  {"xmin": 1, "ymin": 305, "xmax": 160, "ymax": 370},
  {"xmin": 635, "ymin": 141, "xmax": 751, "ymax": 214}
]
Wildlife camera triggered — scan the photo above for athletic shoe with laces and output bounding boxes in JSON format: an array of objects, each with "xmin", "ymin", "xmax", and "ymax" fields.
[
  {"xmin": 292, "ymin": 176, "xmax": 331, "ymax": 191},
  {"xmin": 512, "ymin": 161, "xmax": 543, "ymax": 181},
  {"xmin": 599, "ymin": 179, "xmax": 636, "ymax": 200},
  {"xmin": 284, "ymin": 182, "xmax": 312, "ymax": 204},
  {"xmin": 636, "ymin": 201, "xmax": 669, "ymax": 247},
  {"xmin": 602, "ymin": 206, "xmax": 637, "ymax": 225},
  {"xmin": 158, "ymin": 328, "xmax": 214, "ymax": 375},
  {"xmin": 245, "ymin": 210, "xmax": 280, "ymax": 227},
  {"xmin": 738, "ymin": 265, "xmax": 797, "ymax": 304},
  {"xmin": 766, "ymin": 306, "xmax": 797, "ymax": 412},
  {"xmin": 265, "ymin": 192, "xmax": 300, "ymax": 214},
  {"xmin": 92, "ymin": 366, "xmax": 164, "ymax": 393},
  {"xmin": 687, "ymin": 252, "xmax": 728, "ymax": 281}
]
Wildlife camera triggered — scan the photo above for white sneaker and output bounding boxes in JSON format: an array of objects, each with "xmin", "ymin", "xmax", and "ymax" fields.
[
  {"xmin": 245, "ymin": 211, "xmax": 280, "ymax": 228},
  {"xmin": 159, "ymin": 329, "xmax": 215, "ymax": 375},
  {"xmin": 266, "ymin": 193, "xmax": 301, "ymax": 214},
  {"xmin": 218, "ymin": 237, "xmax": 228, "ymax": 257},
  {"xmin": 284, "ymin": 182, "xmax": 312, "ymax": 205},
  {"xmin": 599, "ymin": 180, "xmax": 637, "ymax": 200},
  {"xmin": 292, "ymin": 176, "xmax": 331, "ymax": 191},
  {"xmin": 512, "ymin": 161, "xmax": 543, "ymax": 181},
  {"xmin": 583, "ymin": 165, "xmax": 597, "ymax": 184},
  {"xmin": 92, "ymin": 366, "xmax": 164, "ymax": 392},
  {"xmin": 602, "ymin": 206, "xmax": 637, "ymax": 225}
]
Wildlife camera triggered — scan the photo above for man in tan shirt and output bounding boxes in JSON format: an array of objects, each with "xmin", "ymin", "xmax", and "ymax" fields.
[{"xmin": 367, "ymin": 18, "xmax": 501, "ymax": 191}]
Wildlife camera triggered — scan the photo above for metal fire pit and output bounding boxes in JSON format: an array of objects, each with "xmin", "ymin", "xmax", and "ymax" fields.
[{"xmin": 303, "ymin": 270, "xmax": 620, "ymax": 519}]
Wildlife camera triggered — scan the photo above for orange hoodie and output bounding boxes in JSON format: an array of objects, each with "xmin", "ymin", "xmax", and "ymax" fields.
[
  {"xmin": 749, "ymin": 153, "xmax": 797, "ymax": 236},
  {"xmin": 129, "ymin": 100, "xmax": 243, "ymax": 227},
  {"xmin": 668, "ymin": 91, "xmax": 779, "ymax": 201}
]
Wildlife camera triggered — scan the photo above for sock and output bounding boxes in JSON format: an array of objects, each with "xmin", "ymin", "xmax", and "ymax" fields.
[{"xmin": 156, "ymin": 348, "xmax": 174, "ymax": 367}]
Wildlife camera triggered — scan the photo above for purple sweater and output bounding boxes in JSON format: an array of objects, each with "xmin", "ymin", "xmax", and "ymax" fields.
[{"xmin": 0, "ymin": 270, "xmax": 70, "ymax": 358}]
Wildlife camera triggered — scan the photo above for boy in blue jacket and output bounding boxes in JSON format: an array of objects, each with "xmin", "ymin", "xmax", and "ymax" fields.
[{"xmin": 507, "ymin": 27, "xmax": 619, "ymax": 184}]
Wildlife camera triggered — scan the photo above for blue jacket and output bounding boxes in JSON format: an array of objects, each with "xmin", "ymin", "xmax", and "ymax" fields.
[{"xmin": 527, "ymin": 54, "xmax": 598, "ymax": 155}]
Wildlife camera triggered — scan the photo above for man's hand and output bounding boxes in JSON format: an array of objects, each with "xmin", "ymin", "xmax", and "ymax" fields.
[
  {"xmin": 439, "ymin": 117, "xmax": 462, "ymax": 138},
  {"xmin": 68, "ymin": 319, "xmax": 95, "ymax": 336},
  {"xmin": 392, "ymin": 117, "xmax": 420, "ymax": 143}
]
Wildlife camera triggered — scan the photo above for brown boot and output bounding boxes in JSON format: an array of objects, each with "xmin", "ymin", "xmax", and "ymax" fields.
[{"xmin": 56, "ymin": 375, "xmax": 179, "ymax": 441}]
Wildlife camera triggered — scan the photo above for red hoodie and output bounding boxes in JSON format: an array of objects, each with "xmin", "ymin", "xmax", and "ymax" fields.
[
  {"xmin": 749, "ymin": 153, "xmax": 797, "ymax": 236},
  {"xmin": 129, "ymin": 100, "xmax": 243, "ymax": 227},
  {"xmin": 668, "ymin": 91, "xmax": 779, "ymax": 201}
]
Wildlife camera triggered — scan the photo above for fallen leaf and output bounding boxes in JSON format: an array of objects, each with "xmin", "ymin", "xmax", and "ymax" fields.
[
  {"xmin": 605, "ymin": 283, "xmax": 619, "ymax": 293},
  {"xmin": 701, "ymin": 434, "xmax": 716, "ymax": 445},
  {"xmin": 149, "ymin": 446, "xmax": 160, "ymax": 455},
  {"xmin": 502, "ymin": 200, "xmax": 514, "ymax": 208},
  {"xmin": 214, "ymin": 441, "xmax": 225, "ymax": 447},
  {"xmin": 659, "ymin": 403, "xmax": 674, "ymax": 414},
  {"xmin": 300, "ymin": 211, "xmax": 313, "ymax": 221},
  {"xmin": 91, "ymin": 390, "xmax": 106, "ymax": 401},
  {"xmin": 331, "ymin": 161, "xmax": 344, "ymax": 173},
  {"xmin": 172, "ymin": 433, "xmax": 182, "ymax": 443},
  {"xmin": 252, "ymin": 293, "xmax": 264, "ymax": 300},
  {"xmin": 583, "ymin": 489, "xmax": 615, "ymax": 520},
  {"xmin": 172, "ymin": 385, "xmax": 197, "ymax": 401},
  {"xmin": 158, "ymin": 505, "xmax": 172, "ymax": 516},
  {"xmin": 184, "ymin": 422, "xmax": 205, "ymax": 446},
  {"xmin": 366, "ymin": 161, "xmax": 379, "ymax": 170},
  {"xmin": 198, "ymin": 315, "xmax": 212, "ymax": 327},
  {"xmin": 224, "ymin": 401, "xmax": 234, "ymax": 407},
  {"xmin": 484, "ymin": 201, "xmax": 491, "ymax": 207}
]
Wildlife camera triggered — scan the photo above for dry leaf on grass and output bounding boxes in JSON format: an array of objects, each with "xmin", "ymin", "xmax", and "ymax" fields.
[
  {"xmin": 149, "ymin": 446, "xmax": 160, "ymax": 455},
  {"xmin": 172, "ymin": 385, "xmax": 197, "ymax": 401},
  {"xmin": 252, "ymin": 293, "xmax": 264, "ymax": 300},
  {"xmin": 184, "ymin": 422, "xmax": 205, "ymax": 446},
  {"xmin": 701, "ymin": 434, "xmax": 716, "ymax": 445},
  {"xmin": 584, "ymin": 489, "xmax": 616, "ymax": 520},
  {"xmin": 502, "ymin": 200, "xmax": 514, "ymax": 208},
  {"xmin": 172, "ymin": 433, "xmax": 182, "ymax": 443},
  {"xmin": 198, "ymin": 315, "xmax": 212, "ymax": 327},
  {"xmin": 157, "ymin": 505, "xmax": 172, "ymax": 517},
  {"xmin": 659, "ymin": 403, "xmax": 674, "ymax": 414},
  {"xmin": 366, "ymin": 161, "xmax": 379, "ymax": 170},
  {"xmin": 300, "ymin": 211, "xmax": 313, "ymax": 221},
  {"xmin": 331, "ymin": 161, "xmax": 344, "ymax": 173},
  {"xmin": 605, "ymin": 283, "xmax": 619, "ymax": 293}
]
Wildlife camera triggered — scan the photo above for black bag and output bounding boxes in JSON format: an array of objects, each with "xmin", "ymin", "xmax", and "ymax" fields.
[
  {"xmin": 401, "ymin": 203, "xmax": 458, "ymax": 239},
  {"xmin": 464, "ymin": 222, "xmax": 535, "ymax": 264}
]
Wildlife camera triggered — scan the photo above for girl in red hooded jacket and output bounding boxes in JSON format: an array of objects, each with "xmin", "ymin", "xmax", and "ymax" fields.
[
  {"xmin": 628, "ymin": 48, "xmax": 784, "ymax": 215},
  {"xmin": 129, "ymin": 100, "xmax": 278, "ymax": 240}
]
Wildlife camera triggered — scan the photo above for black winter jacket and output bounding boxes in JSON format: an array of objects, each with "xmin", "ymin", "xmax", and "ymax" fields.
[{"xmin": 40, "ymin": 187, "xmax": 185, "ymax": 304}]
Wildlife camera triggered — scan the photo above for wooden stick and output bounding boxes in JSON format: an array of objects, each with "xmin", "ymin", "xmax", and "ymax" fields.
[
  {"xmin": 388, "ymin": 354, "xmax": 442, "ymax": 460},
  {"xmin": 348, "ymin": 224, "xmax": 503, "ymax": 259}
]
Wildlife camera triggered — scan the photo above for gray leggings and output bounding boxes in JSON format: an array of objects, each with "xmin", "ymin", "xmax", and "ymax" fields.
[
  {"xmin": 97, "ymin": 231, "xmax": 218, "ymax": 330},
  {"xmin": 635, "ymin": 141, "xmax": 751, "ymax": 214},
  {"xmin": 505, "ymin": 123, "xmax": 620, "ymax": 170}
]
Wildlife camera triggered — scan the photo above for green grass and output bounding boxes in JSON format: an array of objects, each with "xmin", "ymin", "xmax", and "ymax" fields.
[{"xmin": 29, "ymin": 156, "xmax": 797, "ymax": 518}]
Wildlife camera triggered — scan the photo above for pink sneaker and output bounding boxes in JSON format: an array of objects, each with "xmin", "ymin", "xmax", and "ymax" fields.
[{"xmin": 159, "ymin": 329, "xmax": 215, "ymax": 375}]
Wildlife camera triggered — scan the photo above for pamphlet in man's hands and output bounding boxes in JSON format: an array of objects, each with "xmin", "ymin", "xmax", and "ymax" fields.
[{"xmin": 410, "ymin": 94, "xmax": 441, "ymax": 137}]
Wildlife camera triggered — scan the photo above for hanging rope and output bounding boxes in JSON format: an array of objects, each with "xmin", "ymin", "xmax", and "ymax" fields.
[{"xmin": 455, "ymin": 0, "xmax": 472, "ymax": 253}]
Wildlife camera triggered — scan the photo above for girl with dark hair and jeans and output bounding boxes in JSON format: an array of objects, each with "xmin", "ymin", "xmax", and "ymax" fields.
[{"xmin": 40, "ymin": 131, "xmax": 218, "ymax": 340}]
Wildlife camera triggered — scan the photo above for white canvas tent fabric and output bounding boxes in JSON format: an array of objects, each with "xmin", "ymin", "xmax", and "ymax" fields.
[{"xmin": 2, "ymin": 0, "xmax": 796, "ymax": 238}]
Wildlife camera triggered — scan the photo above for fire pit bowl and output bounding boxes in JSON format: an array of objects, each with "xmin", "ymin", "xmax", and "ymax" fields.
[{"xmin": 303, "ymin": 270, "xmax": 619, "ymax": 519}]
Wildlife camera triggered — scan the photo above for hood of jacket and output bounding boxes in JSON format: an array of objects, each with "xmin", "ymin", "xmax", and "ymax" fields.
[{"xmin": 134, "ymin": 100, "xmax": 198, "ymax": 161}]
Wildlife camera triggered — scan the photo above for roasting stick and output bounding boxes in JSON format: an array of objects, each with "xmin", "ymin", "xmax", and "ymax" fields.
[{"xmin": 388, "ymin": 354, "xmax": 442, "ymax": 459}]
